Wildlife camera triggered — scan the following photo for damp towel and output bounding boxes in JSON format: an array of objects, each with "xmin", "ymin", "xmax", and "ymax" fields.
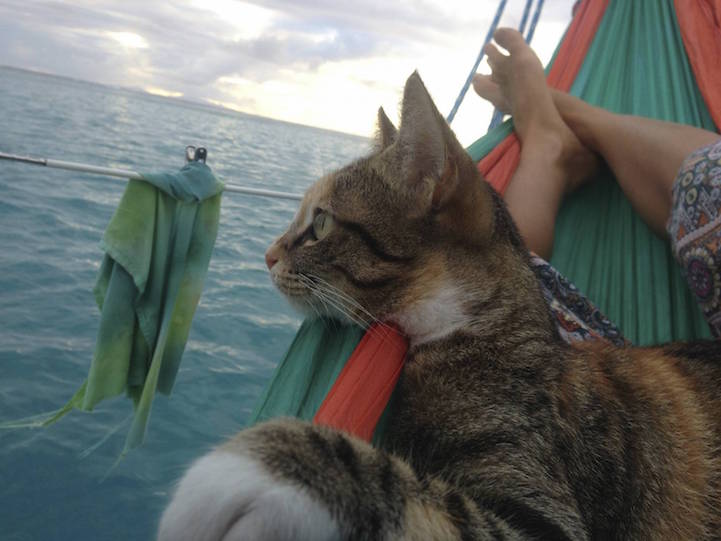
[{"xmin": 4, "ymin": 161, "xmax": 223, "ymax": 455}]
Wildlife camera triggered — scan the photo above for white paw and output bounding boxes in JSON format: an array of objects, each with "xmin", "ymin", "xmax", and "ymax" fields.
[{"xmin": 157, "ymin": 451, "xmax": 342, "ymax": 541}]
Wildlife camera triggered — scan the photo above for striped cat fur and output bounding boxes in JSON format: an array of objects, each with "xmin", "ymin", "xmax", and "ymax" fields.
[{"xmin": 158, "ymin": 72, "xmax": 721, "ymax": 540}]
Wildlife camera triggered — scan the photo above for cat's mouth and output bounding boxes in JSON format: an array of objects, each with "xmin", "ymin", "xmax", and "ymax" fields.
[{"xmin": 271, "ymin": 270, "xmax": 309, "ymax": 299}]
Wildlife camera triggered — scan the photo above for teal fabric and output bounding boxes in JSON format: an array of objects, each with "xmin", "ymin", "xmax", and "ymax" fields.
[
  {"xmin": 2, "ymin": 162, "xmax": 223, "ymax": 454},
  {"xmin": 249, "ymin": 320, "xmax": 364, "ymax": 425},
  {"xmin": 141, "ymin": 162, "xmax": 224, "ymax": 202}
]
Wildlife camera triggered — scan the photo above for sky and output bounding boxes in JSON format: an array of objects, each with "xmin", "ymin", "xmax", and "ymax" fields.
[{"xmin": 0, "ymin": 0, "xmax": 574, "ymax": 146}]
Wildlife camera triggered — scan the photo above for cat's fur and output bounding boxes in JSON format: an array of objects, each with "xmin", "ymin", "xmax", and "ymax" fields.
[{"xmin": 158, "ymin": 72, "xmax": 721, "ymax": 540}]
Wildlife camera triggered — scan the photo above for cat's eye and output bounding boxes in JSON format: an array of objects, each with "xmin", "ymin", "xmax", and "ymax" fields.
[{"xmin": 312, "ymin": 211, "xmax": 334, "ymax": 241}]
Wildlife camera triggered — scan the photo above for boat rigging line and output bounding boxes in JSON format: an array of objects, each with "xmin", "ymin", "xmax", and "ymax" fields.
[
  {"xmin": 446, "ymin": 0, "xmax": 507, "ymax": 124},
  {"xmin": 0, "ymin": 148, "xmax": 304, "ymax": 201}
]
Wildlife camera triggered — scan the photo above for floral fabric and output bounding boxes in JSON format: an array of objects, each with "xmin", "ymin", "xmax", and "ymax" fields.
[
  {"xmin": 667, "ymin": 139, "xmax": 721, "ymax": 337},
  {"xmin": 530, "ymin": 256, "xmax": 627, "ymax": 346}
]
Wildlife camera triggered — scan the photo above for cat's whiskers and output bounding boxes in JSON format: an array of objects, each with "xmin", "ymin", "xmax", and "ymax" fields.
[
  {"xmin": 304, "ymin": 271, "xmax": 508, "ymax": 349},
  {"xmin": 310, "ymin": 287, "xmax": 333, "ymax": 320},
  {"xmin": 277, "ymin": 273, "xmax": 344, "ymax": 324},
  {"xmin": 305, "ymin": 287, "xmax": 324, "ymax": 321},
  {"xmin": 316, "ymin": 295, "xmax": 404, "ymax": 354},
  {"xmin": 310, "ymin": 283, "xmax": 353, "ymax": 325},
  {"xmin": 297, "ymin": 275, "xmax": 371, "ymax": 329},
  {"xmin": 306, "ymin": 273, "xmax": 396, "ymax": 335},
  {"xmin": 273, "ymin": 273, "xmax": 310, "ymax": 298},
  {"xmin": 301, "ymin": 280, "xmax": 399, "ymax": 350},
  {"xmin": 311, "ymin": 290, "xmax": 401, "ymax": 347},
  {"xmin": 316, "ymin": 291, "xmax": 371, "ymax": 329},
  {"xmin": 301, "ymin": 274, "xmax": 402, "ymax": 345},
  {"xmin": 296, "ymin": 274, "xmax": 330, "ymax": 317},
  {"xmin": 298, "ymin": 274, "xmax": 368, "ymax": 325},
  {"xmin": 295, "ymin": 275, "xmax": 404, "ymax": 352}
]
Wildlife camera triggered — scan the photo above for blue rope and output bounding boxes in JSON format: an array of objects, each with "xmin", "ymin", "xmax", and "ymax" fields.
[
  {"xmin": 518, "ymin": 0, "xmax": 534, "ymax": 36},
  {"xmin": 487, "ymin": 0, "xmax": 546, "ymax": 132},
  {"xmin": 487, "ymin": 0, "xmax": 534, "ymax": 131},
  {"xmin": 525, "ymin": 0, "xmax": 545, "ymax": 44},
  {"xmin": 446, "ymin": 0, "xmax": 507, "ymax": 124},
  {"xmin": 487, "ymin": 106, "xmax": 505, "ymax": 132}
]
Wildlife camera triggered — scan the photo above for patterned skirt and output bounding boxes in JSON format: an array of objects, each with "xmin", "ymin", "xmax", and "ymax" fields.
[{"xmin": 667, "ymin": 139, "xmax": 721, "ymax": 337}]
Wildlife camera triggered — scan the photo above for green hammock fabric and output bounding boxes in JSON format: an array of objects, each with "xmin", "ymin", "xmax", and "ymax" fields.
[
  {"xmin": 249, "ymin": 320, "xmax": 364, "ymax": 424},
  {"xmin": 550, "ymin": 1, "xmax": 715, "ymax": 345},
  {"xmin": 250, "ymin": 0, "xmax": 716, "ymax": 433}
]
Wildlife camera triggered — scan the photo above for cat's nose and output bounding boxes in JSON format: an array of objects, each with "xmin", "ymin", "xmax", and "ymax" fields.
[{"xmin": 265, "ymin": 250, "xmax": 278, "ymax": 270}]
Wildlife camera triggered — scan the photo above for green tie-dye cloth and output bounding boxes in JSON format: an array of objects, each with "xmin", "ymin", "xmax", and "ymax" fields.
[{"xmin": 3, "ymin": 162, "xmax": 223, "ymax": 455}]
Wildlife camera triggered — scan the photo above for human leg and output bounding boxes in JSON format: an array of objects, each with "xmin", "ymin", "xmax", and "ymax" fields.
[
  {"xmin": 556, "ymin": 99, "xmax": 721, "ymax": 335},
  {"xmin": 471, "ymin": 28, "xmax": 597, "ymax": 258},
  {"xmin": 474, "ymin": 28, "xmax": 720, "ymax": 240},
  {"xmin": 550, "ymin": 91, "xmax": 720, "ymax": 237}
]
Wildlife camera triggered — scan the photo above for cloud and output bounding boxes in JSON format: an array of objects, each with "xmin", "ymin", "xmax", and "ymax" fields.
[{"xmin": 0, "ymin": 0, "xmax": 574, "ymax": 140}]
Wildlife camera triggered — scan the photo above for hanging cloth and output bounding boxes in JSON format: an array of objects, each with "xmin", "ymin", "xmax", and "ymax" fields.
[{"xmin": 2, "ymin": 162, "xmax": 223, "ymax": 455}]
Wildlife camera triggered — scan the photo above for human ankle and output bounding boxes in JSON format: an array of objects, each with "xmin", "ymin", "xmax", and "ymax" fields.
[
  {"xmin": 520, "ymin": 124, "xmax": 598, "ymax": 195},
  {"xmin": 551, "ymin": 91, "xmax": 602, "ymax": 151},
  {"xmin": 520, "ymin": 126, "xmax": 567, "ymax": 162}
]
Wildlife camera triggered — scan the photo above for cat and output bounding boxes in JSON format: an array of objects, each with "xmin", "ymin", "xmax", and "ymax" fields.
[{"xmin": 157, "ymin": 72, "xmax": 721, "ymax": 540}]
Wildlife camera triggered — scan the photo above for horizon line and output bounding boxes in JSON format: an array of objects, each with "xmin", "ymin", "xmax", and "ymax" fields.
[{"xmin": 0, "ymin": 64, "xmax": 370, "ymax": 141}]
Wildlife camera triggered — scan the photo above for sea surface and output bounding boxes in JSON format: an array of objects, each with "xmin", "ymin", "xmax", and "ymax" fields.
[{"xmin": 0, "ymin": 66, "xmax": 368, "ymax": 540}]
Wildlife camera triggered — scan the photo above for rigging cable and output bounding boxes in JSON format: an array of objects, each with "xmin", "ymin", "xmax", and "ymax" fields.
[
  {"xmin": 446, "ymin": 0, "xmax": 507, "ymax": 124},
  {"xmin": 487, "ymin": 0, "xmax": 546, "ymax": 131}
]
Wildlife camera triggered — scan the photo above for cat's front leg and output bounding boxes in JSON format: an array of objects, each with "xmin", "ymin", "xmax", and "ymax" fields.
[{"xmin": 157, "ymin": 418, "xmax": 495, "ymax": 541}]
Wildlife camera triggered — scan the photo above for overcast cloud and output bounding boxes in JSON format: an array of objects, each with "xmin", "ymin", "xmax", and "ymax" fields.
[{"xmin": 0, "ymin": 0, "xmax": 574, "ymax": 141}]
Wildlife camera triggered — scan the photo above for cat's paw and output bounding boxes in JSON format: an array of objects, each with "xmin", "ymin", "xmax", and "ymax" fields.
[{"xmin": 157, "ymin": 447, "xmax": 342, "ymax": 541}]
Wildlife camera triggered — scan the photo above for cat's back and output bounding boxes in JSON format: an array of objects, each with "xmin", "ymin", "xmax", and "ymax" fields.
[
  {"xmin": 664, "ymin": 340, "xmax": 721, "ymax": 405},
  {"xmin": 563, "ymin": 339, "xmax": 721, "ymax": 538}
]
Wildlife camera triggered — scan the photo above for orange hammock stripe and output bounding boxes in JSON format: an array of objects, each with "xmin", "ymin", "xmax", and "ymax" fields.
[
  {"xmin": 674, "ymin": 0, "xmax": 721, "ymax": 132},
  {"xmin": 313, "ymin": 324, "xmax": 408, "ymax": 440}
]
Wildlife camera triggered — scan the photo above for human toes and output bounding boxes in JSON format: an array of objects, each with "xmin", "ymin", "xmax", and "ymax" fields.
[
  {"xmin": 484, "ymin": 42, "xmax": 509, "ymax": 74},
  {"xmin": 493, "ymin": 27, "xmax": 544, "ymax": 74},
  {"xmin": 472, "ymin": 74, "xmax": 510, "ymax": 112},
  {"xmin": 493, "ymin": 28, "xmax": 527, "ymax": 54}
]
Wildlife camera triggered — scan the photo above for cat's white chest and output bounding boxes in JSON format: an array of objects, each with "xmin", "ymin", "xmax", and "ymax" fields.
[{"xmin": 392, "ymin": 283, "xmax": 469, "ymax": 347}]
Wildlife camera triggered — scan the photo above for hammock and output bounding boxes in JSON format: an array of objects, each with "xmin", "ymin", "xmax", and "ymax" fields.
[{"xmin": 249, "ymin": 0, "xmax": 721, "ymax": 443}]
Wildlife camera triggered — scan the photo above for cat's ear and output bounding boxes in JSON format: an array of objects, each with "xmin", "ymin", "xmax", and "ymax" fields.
[
  {"xmin": 375, "ymin": 107, "xmax": 397, "ymax": 151},
  {"xmin": 396, "ymin": 71, "xmax": 466, "ymax": 211}
]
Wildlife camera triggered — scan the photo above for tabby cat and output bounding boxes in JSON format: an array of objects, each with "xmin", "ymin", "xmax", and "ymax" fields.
[{"xmin": 158, "ymin": 72, "xmax": 721, "ymax": 540}]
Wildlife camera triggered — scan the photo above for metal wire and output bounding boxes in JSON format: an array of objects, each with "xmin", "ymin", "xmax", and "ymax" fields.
[{"xmin": 0, "ymin": 151, "xmax": 304, "ymax": 201}]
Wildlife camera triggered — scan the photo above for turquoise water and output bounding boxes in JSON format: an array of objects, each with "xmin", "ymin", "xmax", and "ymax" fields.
[{"xmin": 0, "ymin": 66, "xmax": 368, "ymax": 540}]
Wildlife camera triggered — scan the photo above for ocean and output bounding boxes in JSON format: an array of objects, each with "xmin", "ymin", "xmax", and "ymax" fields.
[{"xmin": 0, "ymin": 66, "xmax": 369, "ymax": 540}]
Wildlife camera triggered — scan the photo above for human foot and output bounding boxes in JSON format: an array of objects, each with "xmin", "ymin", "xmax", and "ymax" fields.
[
  {"xmin": 472, "ymin": 73, "xmax": 510, "ymax": 113},
  {"xmin": 473, "ymin": 28, "xmax": 597, "ymax": 192}
]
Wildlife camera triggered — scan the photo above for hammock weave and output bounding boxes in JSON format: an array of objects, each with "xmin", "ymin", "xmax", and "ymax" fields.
[{"xmin": 249, "ymin": 0, "xmax": 721, "ymax": 443}]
